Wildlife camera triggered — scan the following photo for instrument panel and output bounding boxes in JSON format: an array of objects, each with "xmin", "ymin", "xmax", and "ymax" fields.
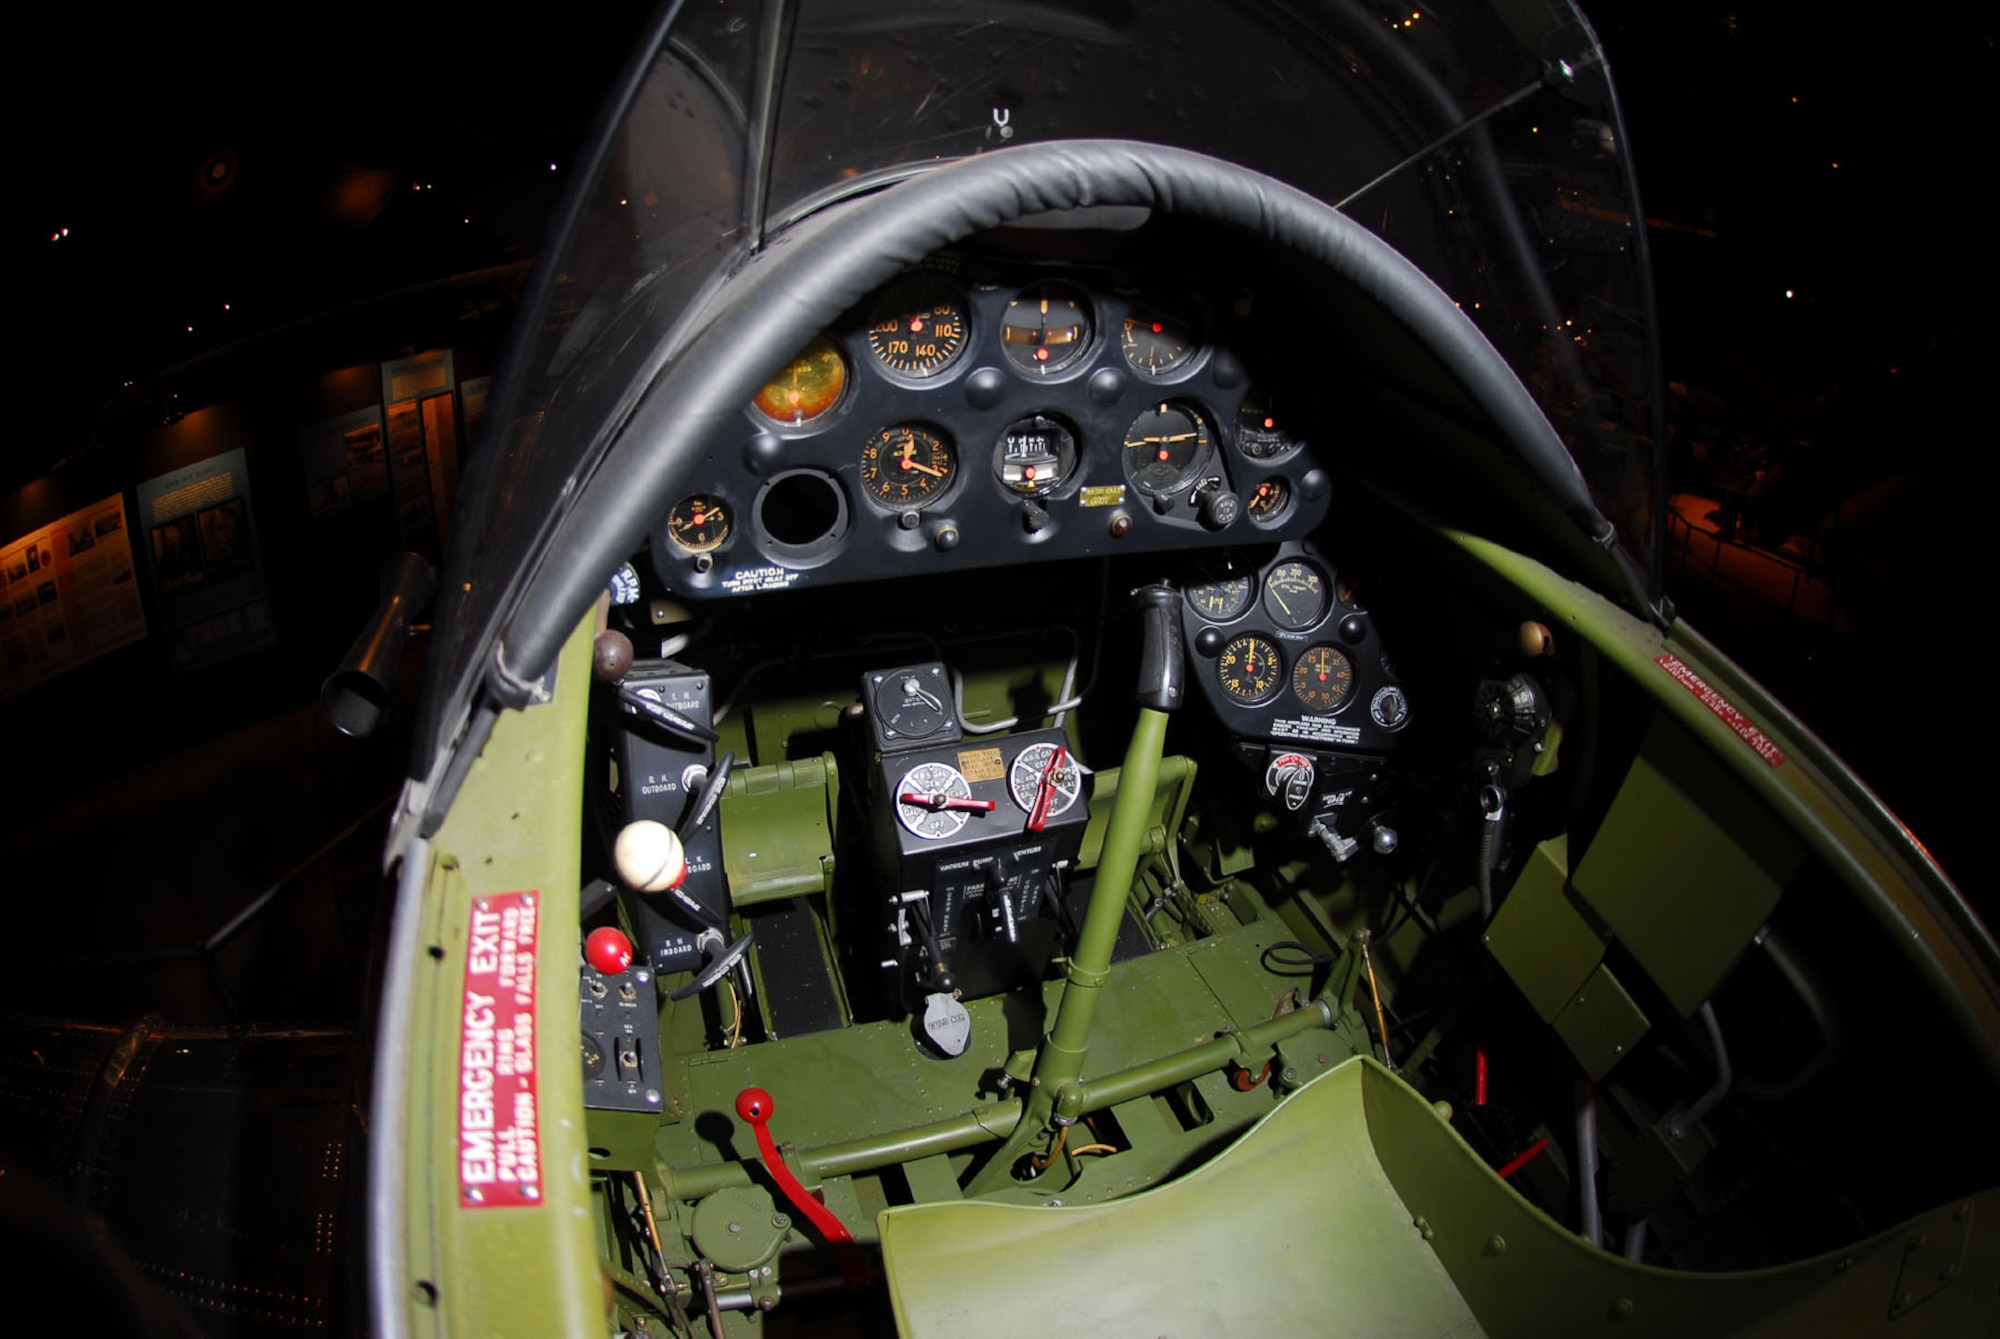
[
  {"xmin": 1182, "ymin": 541, "xmax": 1410, "ymax": 758},
  {"xmin": 648, "ymin": 258, "xmax": 1332, "ymax": 598}
]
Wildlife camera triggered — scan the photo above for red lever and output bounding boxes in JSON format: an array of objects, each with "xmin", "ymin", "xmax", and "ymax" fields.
[
  {"xmin": 898, "ymin": 792, "xmax": 997, "ymax": 813},
  {"xmin": 1027, "ymin": 745, "xmax": 1068, "ymax": 833},
  {"xmin": 735, "ymin": 1088, "xmax": 873, "ymax": 1286},
  {"xmin": 585, "ymin": 926, "xmax": 634, "ymax": 975}
]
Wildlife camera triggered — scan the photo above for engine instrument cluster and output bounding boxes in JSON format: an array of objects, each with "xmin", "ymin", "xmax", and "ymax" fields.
[{"xmin": 649, "ymin": 257, "xmax": 1330, "ymax": 598}]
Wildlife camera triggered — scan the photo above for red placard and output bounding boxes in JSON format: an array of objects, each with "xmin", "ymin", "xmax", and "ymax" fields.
[
  {"xmin": 1654, "ymin": 654, "xmax": 1787, "ymax": 768},
  {"xmin": 458, "ymin": 890, "xmax": 542, "ymax": 1208}
]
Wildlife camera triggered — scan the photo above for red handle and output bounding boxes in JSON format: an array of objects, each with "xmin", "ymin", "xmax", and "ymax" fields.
[
  {"xmin": 899, "ymin": 792, "xmax": 997, "ymax": 813},
  {"xmin": 735, "ymin": 1088, "xmax": 873, "ymax": 1286}
]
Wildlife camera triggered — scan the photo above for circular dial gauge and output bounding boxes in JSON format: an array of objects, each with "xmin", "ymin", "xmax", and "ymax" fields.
[
  {"xmin": 1186, "ymin": 576, "xmax": 1252, "ymax": 622},
  {"xmin": 896, "ymin": 761, "xmax": 976, "ymax": 840},
  {"xmin": 867, "ymin": 277, "xmax": 969, "ymax": 379},
  {"xmin": 1261, "ymin": 559, "xmax": 1329, "ymax": 631},
  {"xmin": 1216, "ymin": 633, "xmax": 1284, "ymax": 706},
  {"xmin": 666, "ymin": 494, "xmax": 732, "ymax": 553},
  {"xmin": 1291, "ymin": 645, "xmax": 1356, "ymax": 712},
  {"xmin": 873, "ymin": 670, "xmax": 951, "ymax": 741},
  {"xmin": 1236, "ymin": 389, "xmax": 1301, "ymax": 460},
  {"xmin": 752, "ymin": 335, "xmax": 847, "ymax": 425},
  {"xmin": 860, "ymin": 424, "xmax": 956, "ymax": 511},
  {"xmin": 1121, "ymin": 306, "xmax": 1197, "ymax": 377},
  {"xmin": 1246, "ymin": 478, "xmax": 1292, "ymax": 524},
  {"xmin": 995, "ymin": 414, "xmax": 1077, "ymax": 494},
  {"xmin": 1123, "ymin": 401, "xmax": 1214, "ymax": 497},
  {"xmin": 1001, "ymin": 283, "xmax": 1092, "ymax": 375},
  {"xmin": 1008, "ymin": 742, "xmax": 1082, "ymax": 819}
]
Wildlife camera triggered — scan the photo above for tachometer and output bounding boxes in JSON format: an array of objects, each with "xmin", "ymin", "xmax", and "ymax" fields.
[
  {"xmin": 867, "ymin": 277, "xmax": 969, "ymax": 379},
  {"xmin": 1216, "ymin": 633, "xmax": 1284, "ymax": 706},
  {"xmin": 1261, "ymin": 559, "xmax": 1329, "ymax": 631},
  {"xmin": 752, "ymin": 335, "xmax": 846, "ymax": 426},
  {"xmin": 1001, "ymin": 283, "xmax": 1092, "ymax": 376},
  {"xmin": 1290, "ymin": 644, "xmax": 1355, "ymax": 712},
  {"xmin": 665, "ymin": 494, "xmax": 731, "ymax": 553},
  {"xmin": 860, "ymin": 424, "xmax": 956, "ymax": 511},
  {"xmin": 1123, "ymin": 401, "xmax": 1214, "ymax": 497}
]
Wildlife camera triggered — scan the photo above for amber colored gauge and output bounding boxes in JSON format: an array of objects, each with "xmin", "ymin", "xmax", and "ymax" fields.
[
  {"xmin": 1121, "ymin": 306, "xmax": 1197, "ymax": 377},
  {"xmin": 665, "ymin": 494, "xmax": 732, "ymax": 553},
  {"xmin": 860, "ymin": 424, "xmax": 957, "ymax": 511},
  {"xmin": 753, "ymin": 335, "xmax": 847, "ymax": 425},
  {"xmin": 1246, "ymin": 477, "xmax": 1292, "ymax": 523},
  {"xmin": 1001, "ymin": 283, "xmax": 1092, "ymax": 376},
  {"xmin": 868, "ymin": 277, "xmax": 970, "ymax": 378},
  {"xmin": 1291, "ymin": 644, "xmax": 1355, "ymax": 712},
  {"xmin": 1216, "ymin": 633, "xmax": 1284, "ymax": 706}
]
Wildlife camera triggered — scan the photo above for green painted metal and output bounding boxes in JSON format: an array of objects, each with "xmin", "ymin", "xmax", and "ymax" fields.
[
  {"xmin": 1572, "ymin": 716, "xmax": 1802, "ymax": 1018},
  {"xmin": 882, "ymin": 1059, "xmax": 1481, "ymax": 1337},
  {"xmin": 402, "ymin": 614, "xmax": 601, "ymax": 1337},
  {"xmin": 1440, "ymin": 526, "xmax": 2000, "ymax": 1076},
  {"xmin": 689, "ymin": 1184, "xmax": 788, "ymax": 1272},
  {"xmin": 964, "ymin": 707, "xmax": 1171, "ymax": 1193},
  {"xmin": 717, "ymin": 753, "xmax": 837, "ymax": 906},
  {"xmin": 1485, "ymin": 834, "xmax": 1606, "ymax": 1023},
  {"xmin": 1549, "ymin": 962, "xmax": 1650, "ymax": 1081},
  {"xmin": 657, "ymin": 922, "xmax": 1340, "ymax": 1203},
  {"xmin": 886, "ymin": 1057, "xmax": 2000, "ymax": 1337},
  {"xmin": 1359, "ymin": 1060, "xmax": 2000, "ymax": 1337}
]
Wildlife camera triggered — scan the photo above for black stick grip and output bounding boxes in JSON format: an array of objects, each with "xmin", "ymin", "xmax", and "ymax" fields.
[{"xmin": 1133, "ymin": 583, "xmax": 1185, "ymax": 712}]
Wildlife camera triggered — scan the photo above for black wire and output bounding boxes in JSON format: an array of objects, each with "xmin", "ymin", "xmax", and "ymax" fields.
[{"xmin": 1261, "ymin": 940, "xmax": 1335, "ymax": 975}]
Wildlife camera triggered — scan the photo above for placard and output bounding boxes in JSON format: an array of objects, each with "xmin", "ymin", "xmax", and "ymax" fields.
[
  {"xmin": 0, "ymin": 495, "xmax": 148, "ymax": 698},
  {"xmin": 136, "ymin": 448, "xmax": 275, "ymax": 671}
]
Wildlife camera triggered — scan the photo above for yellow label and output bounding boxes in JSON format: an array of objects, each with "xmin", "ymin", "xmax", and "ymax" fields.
[
  {"xmin": 958, "ymin": 747, "xmax": 1005, "ymax": 783},
  {"xmin": 1079, "ymin": 484, "xmax": 1126, "ymax": 508}
]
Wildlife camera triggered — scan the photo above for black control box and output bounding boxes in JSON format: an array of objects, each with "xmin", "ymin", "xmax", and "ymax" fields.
[
  {"xmin": 615, "ymin": 660, "xmax": 729, "ymax": 974},
  {"xmin": 580, "ymin": 963, "xmax": 664, "ymax": 1115},
  {"xmin": 870, "ymin": 725, "xmax": 1092, "ymax": 1001}
]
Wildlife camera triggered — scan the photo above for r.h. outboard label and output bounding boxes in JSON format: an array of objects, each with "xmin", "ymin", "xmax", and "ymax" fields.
[{"xmin": 458, "ymin": 890, "xmax": 542, "ymax": 1208}]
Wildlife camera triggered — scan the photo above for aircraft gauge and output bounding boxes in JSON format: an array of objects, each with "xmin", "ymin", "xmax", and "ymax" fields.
[
  {"xmin": 1121, "ymin": 306, "xmax": 1197, "ymax": 377},
  {"xmin": 1001, "ymin": 283, "xmax": 1092, "ymax": 376},
  {"xmin": 666, "ymin": 494, "xmax": 731, "ymax": 553},
  {"xmin": 1123, "ymin": 401, "xmax": 1214, "ymax": 497},
  {"xmin": 1186, "ymin": 576, "xmax": 1252, "ymax": 622},
  {"xmin": 1008, "ymin": 741, "xmax": 1081, "ymax": 822},
  {"xmin": 752, "ymin": 335, "xmax": 846, "ymax": 425},
  {"xmin": 861, "ymin": 424, "xmax": 956, "ymax": 511},
  {"xmin": 1291, "ymin": 645, "xmax": 1355, "ymax": 712},
  {"xmin": 1216, "ymin": 633, "xmax": 1284, "ymax": 706},
  {"xmin": 1261, "ymin": 559, "xmax": 1328, "ymax": 630},
  {"xmin": 867, "ymin": 277, "xmax": 969, "ymax": 379}
]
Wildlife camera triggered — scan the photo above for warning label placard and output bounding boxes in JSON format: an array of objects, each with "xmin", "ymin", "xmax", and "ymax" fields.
[{"xmin": 458, "ymin": 890, "xmax": 542, "ymax": 1208}]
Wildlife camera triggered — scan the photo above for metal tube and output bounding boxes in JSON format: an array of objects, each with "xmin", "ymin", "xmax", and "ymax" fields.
[{"xmin": 661, "ymin": 998, "xmax": 1337, "ymax": 1202}]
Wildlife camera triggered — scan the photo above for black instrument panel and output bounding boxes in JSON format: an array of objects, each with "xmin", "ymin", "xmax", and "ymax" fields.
[
  {"xmin": 648, "ymin": 257, "xmax": 1333, "ymax": 599},
  {"xmin": 1182, "ymin": 541, "xmax": 1411, "ymax": 756}
]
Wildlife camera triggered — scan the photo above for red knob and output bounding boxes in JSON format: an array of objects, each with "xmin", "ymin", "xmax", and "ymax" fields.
[
  {"xmin": 736, "ymin": 1087, "xmax": 773, "ymax": 1124},
  {"xmin": 585, "ymin": 926, "xmax": 635, "ymax": 975}
]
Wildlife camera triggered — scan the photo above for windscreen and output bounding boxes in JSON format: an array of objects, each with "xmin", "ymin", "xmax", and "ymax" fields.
[{"xmin": 418, "ymin": 0, "xmax": 1661, "ymax": 775}]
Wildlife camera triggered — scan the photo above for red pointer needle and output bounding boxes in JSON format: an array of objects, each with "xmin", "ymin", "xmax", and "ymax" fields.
[{"xmin": 899, "ymin": 792, "xmax": 997, "ymax": 813}]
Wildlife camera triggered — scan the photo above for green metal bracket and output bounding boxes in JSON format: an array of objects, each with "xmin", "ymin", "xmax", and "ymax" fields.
[{"xmin": 717, "ymin": 753, "xmax": 839, "ymax": 908}]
